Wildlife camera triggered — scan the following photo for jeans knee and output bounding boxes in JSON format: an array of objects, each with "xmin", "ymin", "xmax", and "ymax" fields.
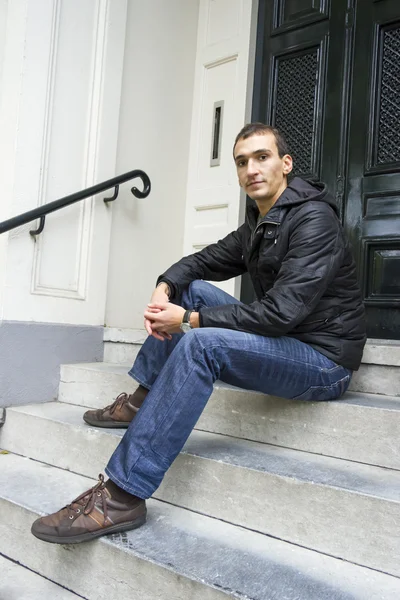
[
  {"xmin": 181, "ymin": 327, "xmax": 221, "ymax": 352},
  {"xmin": 179, "ymin": 328, "xmax": 213, "ymax": 357},
  {"xmin": 182, "ymin": 280, "xmax": 212, "ymax": 310},
  {"xmin": 188, "ymin": 280, "xmax": 208, "ymax": 297},
  {"xmin": 180, "ymin": 327, "xmax": 201, "ymax": 348},
  {"xmin": 178, "ymin": 328, "xmax": 221, "ymax": 379}
]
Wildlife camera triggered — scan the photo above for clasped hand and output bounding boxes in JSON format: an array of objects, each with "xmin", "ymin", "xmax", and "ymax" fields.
[{"xmin": 143, "ymin": 286, "xmax": 185, "ymax": 341}]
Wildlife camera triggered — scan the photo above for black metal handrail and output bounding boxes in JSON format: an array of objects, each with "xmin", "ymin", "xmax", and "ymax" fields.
[{"xmin": 0, "ymin": 169, "xmax": 151, "ymax": 236}]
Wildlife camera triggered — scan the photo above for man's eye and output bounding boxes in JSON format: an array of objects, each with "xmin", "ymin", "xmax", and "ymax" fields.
[
  {"xmin": 237, "ymin": 161, "xmax": 246, "ymax": 167},
  {"xmin": 259, "ymin": 154, "xmax": 268, "ymax": 160}
]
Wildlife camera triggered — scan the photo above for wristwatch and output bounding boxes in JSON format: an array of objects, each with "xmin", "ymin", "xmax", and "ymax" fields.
[{"xmin": 180, "ymin": 310, "xmax": 193, "ymax": 333}]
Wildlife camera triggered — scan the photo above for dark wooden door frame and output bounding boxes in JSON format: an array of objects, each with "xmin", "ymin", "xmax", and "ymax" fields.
[{"xmin": 243, "ymin": 0, "xmax": 400, "ymax": 339}]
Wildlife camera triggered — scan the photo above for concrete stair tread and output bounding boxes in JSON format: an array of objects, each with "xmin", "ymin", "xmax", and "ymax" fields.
[
  {"xmin": 217, "ymin": 382, "xmax": 400, "ymax": 409},
  {"xmin": 1, "ymin": 452, "xmax": 400, "ymax": 600},
  {"xmin": 61, "ymin": 361, "xmax": 400, "ymax": 407},
  {"xmin": 61, "ymin": 361, "xmax": 130, "ymax": 375},
  {"xmin": 5, "ymin": 401, "xmax": 400, "ymax": 502},
  {"xmin": 102, "ymin": 329, "xmax": 400, "ymax": 365},
  {"xmin": 3, "ymin": 402, "xmax": 400, "ymax": 576},
  {"xmin": 0, "ymin": 555, "xmax": 82, "ymax": 599},
  {"xmin": 103, "ymin": 327, "xmax": 147, "ymax": 344}
]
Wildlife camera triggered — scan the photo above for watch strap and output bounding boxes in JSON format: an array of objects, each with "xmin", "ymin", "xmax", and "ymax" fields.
[{"xmin": 182, "ymin": 310, "xmax": 192, "ymax": 325}]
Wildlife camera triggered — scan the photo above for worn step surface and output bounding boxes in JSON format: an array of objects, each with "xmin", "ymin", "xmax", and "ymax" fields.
[
  {"xmin": 2, "ymin": 401, "xmax": 400, "ymax": 576},
  {"xmin": 1, "ymin": 453, "xmax": 400, "ymax": 600},
  {"xmin": 59, "ymin": 362, "xmax": 137, "ymax": 407},
  {"xmin": 0, "ymin": 554, "xmax": 83, "ymax": 599},
  {"xmin": 103, "ymin": 327, "xmax": 146, "ymax": 364},
  {"xmin": 103, "ymin": 329, "xmax": 400, "ymax": 396},
  {"xmin": 58, "ymin": 362, "xmax": 400, "ymax": 469},
  {"xmin": 103, "ymin": 330, "xmax": 400, "ymax": 367},
  {"xmin": 349, "ymin": 362, "xmax": 400, "ymax": 397}
]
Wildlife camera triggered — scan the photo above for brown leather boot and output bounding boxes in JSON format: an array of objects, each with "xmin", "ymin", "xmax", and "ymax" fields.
[
  {"xmin": 31, "ymin": 474, "xmax": 146, "ymax": 544},
  {"xmin": 83, "ymin": 386, "xmax": 148, "ymax": 428}
]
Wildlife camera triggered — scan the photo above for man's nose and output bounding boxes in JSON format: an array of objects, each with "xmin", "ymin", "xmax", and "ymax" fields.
[{"xmin": 246, "ymin": 159, "xmax": 259, "ymax": 176}]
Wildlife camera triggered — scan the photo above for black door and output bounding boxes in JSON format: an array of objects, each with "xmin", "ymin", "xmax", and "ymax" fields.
[{"xmin": 250, "ymin": 0, "xmax": 400, "ymax": 339}]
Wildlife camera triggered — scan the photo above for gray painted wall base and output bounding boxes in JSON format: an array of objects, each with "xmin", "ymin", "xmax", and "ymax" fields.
[{"xmin": 0, "ymin": 321, "xmax": 103, "ymax": 408}]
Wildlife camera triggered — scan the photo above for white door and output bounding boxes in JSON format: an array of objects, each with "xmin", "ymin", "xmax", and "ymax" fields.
[
  {"xmin": 0, "ymin": 0, "xmax": 128, "ymax": 326},
  {"xmin": 183, "ymin": 0, "xmax": 257, "ymax": 297}
]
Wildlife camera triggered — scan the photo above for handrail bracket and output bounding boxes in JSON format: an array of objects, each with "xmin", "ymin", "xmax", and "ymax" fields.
[
  {"xmin": 30, "ymin": 216, "xmax": 46, "ymax": 237},
  {"xmin": 104, "ymin": 185, "xmax": 119, "ymax": 204}
]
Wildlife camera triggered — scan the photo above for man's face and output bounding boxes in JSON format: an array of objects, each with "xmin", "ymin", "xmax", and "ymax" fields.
[{"xmin": 234, "ymin": 132, "xmax": 292, "ymax": 203}]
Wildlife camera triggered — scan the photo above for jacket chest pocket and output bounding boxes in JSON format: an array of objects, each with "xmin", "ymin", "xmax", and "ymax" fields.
[
  {"xmin": 259, "ymin": 228, "xmax": 281, "ymax": 266},
  {"xmin": 258, "ymin": 251, "xmax": 280, "ymax": 284},
  {"xmin": 259, "ymin": 225, "xmax": 287, "ymax": 269}
]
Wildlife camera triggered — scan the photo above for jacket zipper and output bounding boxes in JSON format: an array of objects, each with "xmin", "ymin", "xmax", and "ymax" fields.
[{"xmin": 250, "ymin": 220, "xmax": 280, "ymax": 247}]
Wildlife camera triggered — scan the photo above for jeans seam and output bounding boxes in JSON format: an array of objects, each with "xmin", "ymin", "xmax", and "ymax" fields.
[
  {"xmin": 194, "ymin": 340, "xmax": 333, "ymax": 372},
  {"xmin": 292, "ymin": 373, "xmax": 351, "ymax": 401},
  {"xmin": 148, "ymin": 361, "xmax": 202, "ymax": 462},
  {"xmin": 320, "ymin": 365, "xmax": 346, "ymax": 374},
  {"xmin": 147, "ymin": 331, "xmax": 207, "ymax": 462}
]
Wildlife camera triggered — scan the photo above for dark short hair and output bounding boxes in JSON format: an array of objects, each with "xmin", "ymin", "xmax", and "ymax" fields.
[{"xmin": 233, "ymin": 123, "xmax": 289, "ymax": 158}]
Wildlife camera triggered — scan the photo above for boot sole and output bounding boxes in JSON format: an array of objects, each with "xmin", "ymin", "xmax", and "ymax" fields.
[
  {"xmin": 83, "ymin": 414, "xmax": 131, "ymax": 429},
  {"xmin": 31, "ymin": 514, "xmax": 147, "ymax": 544}
]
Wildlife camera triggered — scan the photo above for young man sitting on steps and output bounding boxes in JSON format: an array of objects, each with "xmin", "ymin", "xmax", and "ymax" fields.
[{"xmin": 31, "ymin": 123, "xmax": 366, "ymax": 544}]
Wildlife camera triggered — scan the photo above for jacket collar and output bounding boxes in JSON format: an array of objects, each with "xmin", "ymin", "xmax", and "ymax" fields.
[{"xmin": 246, "ymin": 202, "xmax": 282, "ymax": 229}]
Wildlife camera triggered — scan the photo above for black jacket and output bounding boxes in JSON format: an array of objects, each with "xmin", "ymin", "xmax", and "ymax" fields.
[{"xmin": 158, "ymin": 177, "xmax": 366, "ymax": 370}]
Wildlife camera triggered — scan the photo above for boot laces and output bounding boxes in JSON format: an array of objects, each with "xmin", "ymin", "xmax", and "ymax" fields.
[
  {"xmin": 67, "ymin": 474, "xmax": 109, "ymax": 525},
  {"xmin": 107, "ymin": 392, "xmax": 130, "ymax": 415}
]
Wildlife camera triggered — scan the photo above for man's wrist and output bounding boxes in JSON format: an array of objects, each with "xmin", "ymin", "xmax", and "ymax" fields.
[
  {"xmin": 189, "ymin": 312, "xmax": 199, "ymax": 328},
  {"xmin": 157, "ymin": 282, "xmax": 171, "ymax": 298}
]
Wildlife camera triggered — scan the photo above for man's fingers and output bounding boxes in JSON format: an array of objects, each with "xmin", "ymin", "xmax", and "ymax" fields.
[
  {"xmin": 144, "ymin": 319, "xmax": 152, "ymax": 335},
  {"xmin": 151, "ymin": 331, "xmax": 165, "ymax": 341},
  {"xmin": 145, "ymin": 318, "xmax": 170, "ymax": 341},
  {"xmin": 144, "ymin": 310, "xmax": 166, "ymax": 321},
  {"xmin": 148, "ymin": 302, "xmax": 168, "ymax": 310}
]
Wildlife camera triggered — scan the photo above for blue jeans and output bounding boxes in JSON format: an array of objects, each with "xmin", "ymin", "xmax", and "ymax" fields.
[{"xmin": 105, "ymin": 281, "xmax": 351, "ymax": 498}]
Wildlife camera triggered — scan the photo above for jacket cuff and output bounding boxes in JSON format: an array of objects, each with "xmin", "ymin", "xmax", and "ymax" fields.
[
  {"xmin": 198, "ymin": 306, "xmax": 220, "ymax": 328},
  {"xmin": 198, "ymin": 307, "xmax": 205, "ymax": 328},
  {"xmin": 156, "ymin": 277, "xmax": 177, "ymax": 300}
]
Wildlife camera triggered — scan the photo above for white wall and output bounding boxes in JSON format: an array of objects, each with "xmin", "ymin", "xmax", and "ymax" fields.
[
  {"xmin": 0, "ymin": 1, "xmax": 6, "ymax": 94},
  {"xmin": 0, "ymin": 0, "xmax": 8, "ymax": 317},
  {"xmin": 105, "ymin": 0, "xmax": 200, "ymax": 329}
]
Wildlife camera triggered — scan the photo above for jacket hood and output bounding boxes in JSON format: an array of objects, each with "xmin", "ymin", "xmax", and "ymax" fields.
[
  {"xmin": 276, "ymin": 177, "xmax": 338, "ymax": 214},
  {"xmin": 246, "ymin": 177, "xmax": 339, "ymax": 226}
]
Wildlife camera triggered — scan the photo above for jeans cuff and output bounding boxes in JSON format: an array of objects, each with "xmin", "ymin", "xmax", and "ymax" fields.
[
  {"xmin": 104, "ymin": 467, "xmax": 154, "ymax": 500},
  {"xmin": 127, "ymin": 369, "xmax": 151, "ymax": 390}
]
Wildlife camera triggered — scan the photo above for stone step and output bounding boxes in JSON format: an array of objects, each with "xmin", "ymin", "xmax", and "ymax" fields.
[
  {"xmin": 349, "ymin": 362, "xmax": 400, "ymax": 397},
  {"xmin": 103, "ymin": 327, "xmax": 146, "ymax": 364},
  {"xmin": 59, "ymin": 362, "xmax": 137, "ymax": 407},
  {"xmin": 2, "ymin": 402, "xmax": 399, "ymax": 576},
  {"xmin": 103, "ymin": 330, "xmax": 400, "ymax": 396},
  {"xmin": 0, "ymin": 554, "xmax": 83, "ymax": 599},
  {"xmin": 350, "ymin": 339, "xmax": 400, "ymax": 396},
  {"xmin": 58, "ymin": 362, "xmax": 400, "ymax": 469},
  {"xmin": 2, "ymin": 453, "xmax": 400, "ymax": 600},
  {"xmin": 101, "ymin": 350, "xmax": 400, "ymax": 396},
  {"xmin": 103, "ymin": 329, "xmax": 400, "ymax": 367}
]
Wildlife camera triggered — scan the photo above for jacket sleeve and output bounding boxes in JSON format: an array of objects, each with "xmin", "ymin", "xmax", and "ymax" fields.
[
  {"xmin": 199, "ymin": 203, "xmax": 345, "ymax": 335},
  {"xmin": 157, "ymin": 225, "xmax": 247, "ymax": 299}
]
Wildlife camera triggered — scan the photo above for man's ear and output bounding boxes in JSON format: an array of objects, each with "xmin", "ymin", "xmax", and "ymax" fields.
[{"xmin": 282, "ymin": 154, "xmax": 293, "ymax": 175}]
